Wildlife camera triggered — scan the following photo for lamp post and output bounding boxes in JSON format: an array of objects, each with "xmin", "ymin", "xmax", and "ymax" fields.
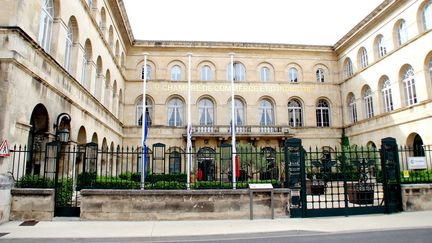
[{"xmin": 54, "ymin": 113, "xmax": 71, "ymax": 143}]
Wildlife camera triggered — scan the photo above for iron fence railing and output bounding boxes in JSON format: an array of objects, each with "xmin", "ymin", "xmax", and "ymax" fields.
[
  {"xmin": 302, "ymin": 146, "xmax": 384, "ymax": 209},
  {"xmin": 8, "ymin": 143, "xmax": 432, "ymax": 191},
  {"xmin": 8, "ymin": 144, "xmax": 285, "ymax": 190},
  {"xmin": 399, "ymin": 145, "xmax": 432, "ymax": 183}
]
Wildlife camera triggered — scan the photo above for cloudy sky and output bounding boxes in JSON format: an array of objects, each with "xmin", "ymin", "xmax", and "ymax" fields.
[{"xmin": 123, "ymin": 0, "xmax": 384, "ymax": 45}]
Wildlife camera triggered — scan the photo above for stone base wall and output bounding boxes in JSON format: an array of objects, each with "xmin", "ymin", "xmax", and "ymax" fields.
[
  {"xmin": 0, "ymin": 175, "xmax": 13, "ymax": 224},
  {"xmin": 10, "ymin": 188, "xmax": 55, "ymax": 221},
  {"xmin": 80, "ymin": 189, "xmax": 290, "ymax": 220},
  {"xmin": 401, "ymin": 184, "xmax": 432, "ymax": 211}
]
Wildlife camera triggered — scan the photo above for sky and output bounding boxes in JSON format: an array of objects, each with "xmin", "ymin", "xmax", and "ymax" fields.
[{"xmin": 123, "ymin": 0, "xmax": 384, "ymax": 46}]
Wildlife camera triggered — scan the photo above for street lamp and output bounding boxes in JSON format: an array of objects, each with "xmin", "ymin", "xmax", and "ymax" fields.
[{"xmin": 53, "ymin": 113, "xmax": 71, "ymax": 143}]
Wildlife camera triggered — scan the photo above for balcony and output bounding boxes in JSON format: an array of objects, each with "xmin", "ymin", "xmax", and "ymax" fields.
[{"xmin": 189, "ymin": 125, "xmax": 290, "ymax": 138}]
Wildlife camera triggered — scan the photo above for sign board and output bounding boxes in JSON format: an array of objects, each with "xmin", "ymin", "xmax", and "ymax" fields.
[
  {"xmin": 249, "ymin": 183, "xmax": 273, "ymax": 190},
  {"xmin": 407, "ymin": 157, "xmax": 427, "ymax": 170},
  {"xmin": 403, "ymin": 170, "xmax": 410, "ymax": 178},
  {"xmin": 0, "ymin": 140, "xmax": 10, "ymax": 157}
]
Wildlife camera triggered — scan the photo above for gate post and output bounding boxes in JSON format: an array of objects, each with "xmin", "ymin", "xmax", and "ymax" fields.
[
  {"xmin": 284, "ymin": 138, "xmax": 305, "ymax": 218},
  {"xmin": 380, "ymin": 137, "xmax": 402, "ymax": 214}
]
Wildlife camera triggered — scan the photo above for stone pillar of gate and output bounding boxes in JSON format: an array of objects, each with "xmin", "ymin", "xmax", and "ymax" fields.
[
  {"xmin": 284, "ymin": 138, "xmax": 305, "ymax": 217},
  {"xmin": 380, "ymin": 137, "xmax": 403, "ymax": 214}
]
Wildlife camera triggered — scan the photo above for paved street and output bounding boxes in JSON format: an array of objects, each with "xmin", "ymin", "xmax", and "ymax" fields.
[
  {"xmin": 1, "ymin": 228, "xmax": 431, "ymax": 243},
  {"xmin": 1, "ymin": 211, "xmax": 432, "ymax": 242}
]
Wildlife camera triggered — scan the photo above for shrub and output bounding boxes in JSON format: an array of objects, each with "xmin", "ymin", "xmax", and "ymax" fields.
[
  {"xmin": 76, "ymin": 172, "xmax": 97, "ymax": 190},
  {"xmin": 55, "ymin": 179, "xmax": 73, "ymax": 207},
  {"xmin": 16, "ymin": 175, "xmax": 54, "ymax": 188},
  {"xmin": 145, "ymin": 174, "xmax": 187, "ymax": 183}
]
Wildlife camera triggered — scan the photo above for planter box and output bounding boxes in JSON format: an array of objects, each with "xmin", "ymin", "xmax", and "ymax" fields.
[{"xmin": 347, "ymin": 183, "xmax": 374, "ymax": 204}]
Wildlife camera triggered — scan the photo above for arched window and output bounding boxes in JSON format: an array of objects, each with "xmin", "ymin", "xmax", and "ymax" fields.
[
  {"xmin": 359, "ymin": 48, "xmax": 369, "ymax": 69},
  {"xmin": 344, "ymin": 58, "xmax": 353, "ymax": 78},
  {"xmin": 99, "ymin": 7, "xmax": 106, "ymax": 32},
  {"xmin": 108, "ymin": 26, "xmax": 114, "ymax": 48},
  {"xmin": 377, "ymin": 35, "xmax": 387, "ymax": 58},
  {"xmin": 316, "ymin": 68, "xmax": 325, "ymax": 82},
  {"xmin": 348, "ymin": 94, "xmax": 357, "ymax": 123},
  {"xmin": 141, "ymin": 64, "xmax": 152, "ymax": 80},
  {"xmin": 201, "ymin": 65, "xmax": 212, "ymax": 81},
  {"xmin": 198, "ymin": 98, "xmax": 214, "ymax": 126},
  {"xmin": 229, "ymin": 98, "xmax": 245, "ymax": 126},
  {"xmin": 171, "ymin": 65, "xmax": 181, "ymax": 81},
  {"xmin": 81, "ymin": 40, "xmax": 92, "ymax": 88},
  {"xmin": 363, "ymin": 87, "xmax": 374, "ymax": 119},
  {"xmin": 38, "ymin": 0, "xmax": 54, "ymax": 52},
  {"xmin": 382, "ymin": 78, "xmax": 394, "ymax": 112},
  {"xmin": 167, "ymin": 98, "xmax": 183, "ymax": 126},
  {"xmin": 260, "ymin": 67, "xmax": 271, "ymax": 82},
  {"xmin": 227, "ymin": 62, "xmax": 246, "ymax": 81},
  {"xmin": 288, "ymin": 68, "xmax": 298, "ymax": 83},
  {"xmin": 64, "ymin": 20, "xmax": 73, "ymax": 72},
  {"xmin": 413, "ymin": 134, "xmax": 425, "ymax": 156},
  {"xmin": 259, "ymin": 99, "xmax": 274, "ymax": 126},
  {"xmin": 423, "ymin": 1, "xmax": 432, "ymax": 31},
  {"xmin": 288, "ymin": 99, "xmax": 303, "ymax": 127},
  {"xmin": 95, "ymin": 56, "xmax": 102, "ymax": 98},
  {"xmin": 169, "ymin": 150, "xmax": 182, "ymax": 174},
  {"xmin": 397, "ymin": 20, "xmax": 409, "ymax": 46},
  {"xmin": 429, "ymin": 57, "xmax": 432, "ymax": 83},
  {"xmin": 316, "ymin": 99, "xmax": 330, "ymax": 127},
  {"xmin": 136, "ymin": 97, "xmax": 152, "ymax": 126},
  {"xmin": 403, "ymin": 67, "xmax": 417, "ymax": 106}
]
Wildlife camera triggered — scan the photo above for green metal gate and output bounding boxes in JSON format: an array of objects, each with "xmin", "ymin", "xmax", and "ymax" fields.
[
  {"xmin": 45, "ymin": 141, "xmax": 98, "ymax": 217},
  {"xmin": 285, "ymin": 137, "xmax": 402, "ymax": 218}
]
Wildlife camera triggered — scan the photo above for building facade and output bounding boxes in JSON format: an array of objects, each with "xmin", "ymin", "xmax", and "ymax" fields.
[{"xmin": 0, "ymin": 0, "xmax": 431, "ymax": 222}]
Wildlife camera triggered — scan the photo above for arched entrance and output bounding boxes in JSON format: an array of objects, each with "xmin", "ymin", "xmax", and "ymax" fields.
[
  {"xmin": 407, "ymin": 133, "xmax": 425, "ymax": 156},
  {"xmin": 27, "ymin": 104, "xmax": 50, "ymax": 175},
  {"xmin": 197, "ymin": 147, "xmax": 216, "ymax": 181},
  {"xmin": 77, "ymin": 126, "xmax": 87, "ymax": 145},
  {"xmin": 413, "ymin": 134, "xmax": 425, "ymax": 156}
]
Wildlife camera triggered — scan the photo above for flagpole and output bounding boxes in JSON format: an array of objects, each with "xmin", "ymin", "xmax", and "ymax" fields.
[
  {"xmin": 186, "ymin": 53, "xmax": 192, "ymax": 190},
  {"xmin": 141, "ymin": 53, "xmax": 149, "ymax": 190},
  {"xmin": 229, "ymin": 52, "xmax": 236, "ymax": 190}
]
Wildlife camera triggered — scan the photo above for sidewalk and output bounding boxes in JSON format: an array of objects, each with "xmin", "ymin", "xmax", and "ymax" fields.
[{"xmin": 1, "ymin": 211, "xmax": 432, "ymax": 240}]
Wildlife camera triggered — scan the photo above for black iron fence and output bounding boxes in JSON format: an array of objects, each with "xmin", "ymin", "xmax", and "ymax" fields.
[
  {"xmin": 9, "ymin": 143, "xmax": 284, "ymax": 190},
  {"xmin": 8, "ymin": 143, "xmax": 432, "ymax": 192},
  {"xmin": 399, "ymin": 145, "xmax": 432, "ymax": 183},
  {"xmin": 303, "ymin": 145, "xmax": 384, "ymax": 214}
]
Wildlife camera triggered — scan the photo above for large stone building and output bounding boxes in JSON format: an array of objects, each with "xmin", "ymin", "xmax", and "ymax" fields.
[{"xmin": 0, "ymin": 0, "xmax": 431, "ymax": 222}]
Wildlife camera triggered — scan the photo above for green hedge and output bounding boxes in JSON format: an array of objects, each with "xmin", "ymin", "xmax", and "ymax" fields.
[
  {"xmin": 16, "ymin": 175, "xmax": 54, "ymax": 188},
  {"xmin": 119, "ymin": 172, "xmax": 187, "ymax": 183},
  {"xmin": 16, "ymin": 175, "xmax": 73, "ymax": 207},
  {"xmin": 401, "ymin": 170, "xmax": 432, "ymax": 183},
  {"xmin": 55, "ymin": 179, "xmax": 73, "ymax": 207}
]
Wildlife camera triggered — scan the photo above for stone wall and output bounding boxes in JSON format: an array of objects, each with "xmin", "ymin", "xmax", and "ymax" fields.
[
  {"xmin": 81, "ymin": 189, "xmax": 290, "ymax": 220},
  {"xmin": 0, "ymin": 174, "xmax": 13, "ymax": 223},
  {"xmin": 401, "ymin": 184, "xmax": 432, "ymax": 212},
  {"xmin": 10, "ymin": 188, "xmax": 54, "ymax": 221}
]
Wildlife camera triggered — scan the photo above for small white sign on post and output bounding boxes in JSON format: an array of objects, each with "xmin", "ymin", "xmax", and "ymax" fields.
[
  {"xmin": 249, "ymin": 183, "xmax": 273, "ymax": 190},
  {"xmin": 407, "ymin": 157, "xmax": 427, "ymax": 170}
]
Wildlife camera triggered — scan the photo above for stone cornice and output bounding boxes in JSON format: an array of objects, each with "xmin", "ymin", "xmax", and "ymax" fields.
[
  {"xmin": 133, "ymin": 40, "xmax": 334, "ymax": 52},
  {"xmin": 113, "ymin": 0, "xmax": 135, "ymax": 46},
  {"xmin": 333, "ymin": 0, "xmax": 402, "ymax": 53}
]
